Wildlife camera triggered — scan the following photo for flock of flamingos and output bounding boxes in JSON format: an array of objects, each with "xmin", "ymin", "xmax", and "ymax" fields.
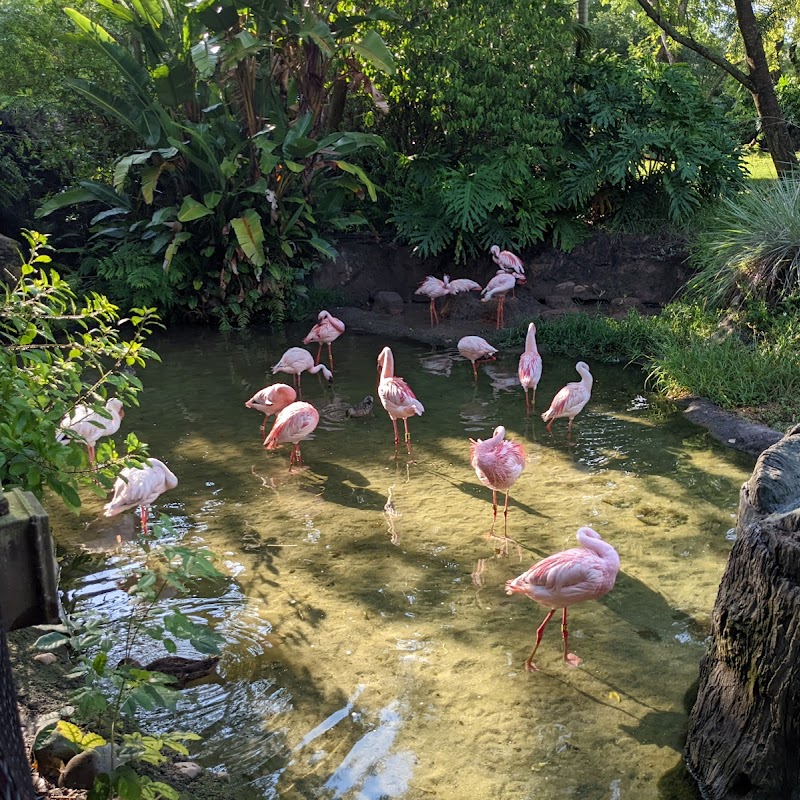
[{"xmin": 56, "ymin": 246, "xmax": 620, "ymax": 673}]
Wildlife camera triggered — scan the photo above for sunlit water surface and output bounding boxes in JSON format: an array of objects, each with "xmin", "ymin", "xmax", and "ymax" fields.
[{"xmin": 49, "ymin": 326, "xmax": 753, "ymax": 800}]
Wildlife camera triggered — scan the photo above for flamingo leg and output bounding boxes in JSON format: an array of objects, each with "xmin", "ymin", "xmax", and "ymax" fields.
[
  {"xmin": 289, "ymin": 444, "xmax": 297, "ymax": 472},
  {"xmin": 472, "ymin": 361, "xmax": 479, "ymax": 382},
  {"xmin": 525, "ymin": 609, "xmax": 557, "ymax": 673},
  {"xmin": 502, "ymin": 491, "xmax": 510, "ymax": 537},
  {"xmin": 524, "ymin": 389, "xmax": 530, "ymax": 416},
  {"xmin": 327, "ymin": 343, "xmax": 334, "ymax": 372},
  {"xmin": 391, "ymin": 418, "xmax": 400, "ymax": 455},
  {"xmin": 491, "ymin": 488, "xmax": 498, "ymax": 532},
  {"xmin": 87, "ymin": 444, "xmax": 96, "ymax": 467},
  {"xmin": 402, "ymin": 417, "xmax": 412, "ymax": 455},
  {"xmin": 561, "ymin": 608, "xmax": 581, "ymax": 667},
  {"xmin": 297, "ymin": 374, "xmax": 303, "ymax": 401},
  {"xmin": 567, "ymin": 418, "xmax": 574, "ymax": 435},
  {"xmin": 545, "ymin": 418, "xmax": 554, "ymax": 433},
  {"xmin": 139, "ymin": 505, "xmax": 149, "ymax": 536},
  {"xmin": 315, "ymin": 343, "xmax": 322, "ymax": 365},
  {"xmin": 296, "ymin": 443, "xmax": 303, "ymax": 468}
]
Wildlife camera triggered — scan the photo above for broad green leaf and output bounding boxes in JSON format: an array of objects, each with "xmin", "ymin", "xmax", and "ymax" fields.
[
  {"xmin": 351, "ymin": 30, "xmax": 395, "ymax": 75},
  {"xmin": 177, "ymin": 196, "xmax": 213, "ymax": 222},
  {"xmin": 191, "ymin": 37, "xmax": 220, "ymax": 80},
  {"xmin": 231, "ymin": 209, "xmax": 266, "ymax": 267},
  {"xmin": 333, "ymin": 160, "xmax": 378, "ymax": 201},
  {"xmin": 203, "ymin": 191, "xmax": 222, "ymax": 209},
  {"xmin": 163, "ymin": 232, "xmax": 191, "ymax": 270},
  {"xmin": 35, "ymin": 187, "xmax": 98, "ymax": 218}
]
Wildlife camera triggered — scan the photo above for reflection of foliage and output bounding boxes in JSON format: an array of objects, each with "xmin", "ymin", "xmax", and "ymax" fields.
[
  {"xmin": 0, "ymin": 231, "xmax": 159, "ymax": 508},
  {"xmin": 36, "ymin": 524, "xmax": 224, "ymax": 800}
]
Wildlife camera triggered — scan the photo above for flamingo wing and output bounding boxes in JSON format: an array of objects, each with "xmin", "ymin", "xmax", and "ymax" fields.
[
  {"xmin": 447, "ymin": 278, "xmax": 482, "ymax": 294},
  {"xmin": 518, "ymin": 352, "xmax": 542, "ymax": 388},
  {"xmin": 104, "ymin": 463, "xmax": 165, "ymax": 516},
  {"xmin": 415, "ymin": 276, "xmax": 445, "ymax": 297}
]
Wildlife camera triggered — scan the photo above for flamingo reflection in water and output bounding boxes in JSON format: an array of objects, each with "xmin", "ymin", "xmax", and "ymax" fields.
[{"xmin": 505, "ymin": 527, "xmax": 620, "ymax": 672}]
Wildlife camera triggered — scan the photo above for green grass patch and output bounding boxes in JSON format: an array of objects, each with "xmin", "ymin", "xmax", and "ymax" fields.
[{"xmin": 742, "ymin": 150, "xmax": 778, "ymax": 182}]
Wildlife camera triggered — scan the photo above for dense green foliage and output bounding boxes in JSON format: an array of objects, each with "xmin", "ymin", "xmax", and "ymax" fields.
[{"xmin": 0, "ymin": 231, "xmax": 159, "ymax": 507}]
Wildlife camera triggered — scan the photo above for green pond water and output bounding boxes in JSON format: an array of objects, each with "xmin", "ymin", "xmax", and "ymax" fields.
[{"xmin": 49, "ymin": 325, "xmax": 753, "ymax": 800}]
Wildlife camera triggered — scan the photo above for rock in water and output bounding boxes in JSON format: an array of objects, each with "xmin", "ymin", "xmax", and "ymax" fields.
[{"xmin": 685, "ymin": 424, "xmax": 800, "ymax": 799}]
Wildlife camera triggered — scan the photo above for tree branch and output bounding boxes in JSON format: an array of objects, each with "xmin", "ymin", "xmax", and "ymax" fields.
[{"xmin": 633, "ymin": 0, "xmax": 756, "ymax": 93}]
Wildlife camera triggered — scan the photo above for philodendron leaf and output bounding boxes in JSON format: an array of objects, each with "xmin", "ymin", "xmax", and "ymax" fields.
[{"xmin": 231, "ymin": 209, "xmax": 266, "ymax": 267}]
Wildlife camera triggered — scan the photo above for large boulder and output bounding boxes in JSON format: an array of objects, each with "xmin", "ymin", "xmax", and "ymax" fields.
[
  {"xmin": 685, "ymin": 424, "xmax": 800, "ymax": 799},
  {"xmin": 0, "ymin": 233, "xmax": 22, "ymax": 286}
]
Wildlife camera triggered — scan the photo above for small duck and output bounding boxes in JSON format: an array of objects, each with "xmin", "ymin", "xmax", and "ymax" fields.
[
  {"xmin": 119, "ymin": 655, "xmax": 220, "ymax": 689},
  {"xmin": 346, "ymin": 395, "xmax": 374, "ymax": 418}
]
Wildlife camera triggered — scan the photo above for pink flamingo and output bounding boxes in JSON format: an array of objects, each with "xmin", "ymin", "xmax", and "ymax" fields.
[
  {"xmin": 518, "ymin": 322, "xmax": 543, "ymax": 415},
  {"xmin": 541, "ymin": 361, "xmax": 593, "ymax": 434},
  {"xmin": 490, "ymin": 245, "xmax": 525, "ymax": 297},
  {"xmin": 103, "ymin": 458, "xmax": 178, "ymax": 535},
  {"xmin": 245, "ymin": 383, "xmax": 297, "ymax": 437},
  {"xmin": 505, "ymin": 527, "xmax": 619, "ymax": 672},
  {"xmin": 57, "ymin": 398, "xmax": 125, "ymax": 464},
  {"xmin": 481, "ymin": 271, "xmax": 526, "ymax": 329},
  {"xmin": 263, "ymin": 400, "xmax": 320, "ymax": 471},
  {"xmin": 469, "ymin": 425, "xmax": 525, "ymax": 545},
  {"xmin": 457, "ymin": 335, "xmax": 498, "ymax": 381},
  {"xmin": 272, "ymin": 347, "xmax": 333, "ymax": 398},
  {"xmin": 377, "ymin": 346, "xmax": 425, "ymax": 456},
  {"xmin": 302, "ymin": 310, "xmax": 345, "ymax": 371},
  {"xmin": 415, "ymin": 275, "xmax": 482, "ymax": 326}
]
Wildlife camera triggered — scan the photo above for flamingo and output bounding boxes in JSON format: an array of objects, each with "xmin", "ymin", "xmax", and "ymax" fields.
[
  {"xmin": 490, "ymin": 245, "xmax": 525, "ymax": 297},
  {"xmin": 245, "ymin": 383, "xmax": 297, "ymax": 437},
  {"xmin": 103, "ymin": 458, "xmax": 178, "ymax": 535},
  {"xmin": 376, "ymin": 346, "xmax": 425, "ymax": 456},
  {"xmin": 263, "ymin": 400, "xmax": 320, "ymax": 471},
  {"xmin": 481, "ymin": 271, "xmax": 526, "ymax": 329},
  {"xmin": 272, "ymin": 347, "xmax": 333, "ymax": 397},
  {"xmin": 469, "ymin": 425, "xmax": 525, "ymax": 547},
  {"xmin": 457, "ymin": 336, "xmax": 498, "ymax": 382},
  {"xmin": 505, "ymin": 527, "xmax": 620, "ymax": 672},
  {"xmin": 57, "ymin": 398, "xmax": 125, "ymax": 464},
  {"xmin": 302, "ymin": 310, "xmax": 345, "ymax": 371},
  {"xmin": 541, "ymin": 361, "xmax": 593, "ymax": 434},
  {"xmin": 415, "ymin": 275, "xmax": 482, "ymax": 326},
  {"xmin": 518, "ymin": 322, "xmax": 543, "ymax": 415}
]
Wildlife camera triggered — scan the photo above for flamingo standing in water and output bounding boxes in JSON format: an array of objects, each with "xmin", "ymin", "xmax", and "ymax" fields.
[
  {"xmin": 272, "ymin": 347, "xmax": 332, "ymax": 398},
  {"xmin": 541, "ymin": 361, "xmax": 593, "ymax": 434},
  {"xmin": 376, "ymin": 346, "xmax": 425, "ymax": 456},
  {"xmin": 415, "ymin": 275, "xmax": 482, "ymax": 326},
  {"xmin": 263, "ymin": 401, "xmax": 320, "ymax": 471},
  {"xmin": 458, "ymin": 335, "xmax": 498, "ymax": 382},
  {"xmin": 245, "ymin": 384, "xmax": 297, "ymax": 437},
  {"xmin": 302, "ymin": 310, "xmax": 345, "ymax": 371},
  {"xmin": 103, "ymin": 458, "xmax": 178, "ymax": 535},
  {"xmin": 481, "ymin": 271, "xmax": 525, "ymax": 329},
  {"xmin": 469, "ymin": 425, "xmax": 525, "ymax": 547},
  {"xmin": 505, "ymin": 527, "xmax": 620, "ymax": 672},
  {"xmin": 57, "ymin": 398, "xmax": 125, "ymax": 464},
  {"xmin": 518, "ymin": 322, "xmax": 543, "ymax": 415}
]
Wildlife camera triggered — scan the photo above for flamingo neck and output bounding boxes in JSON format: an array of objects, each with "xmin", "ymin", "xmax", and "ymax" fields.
[
  {"xmin": 525, "ymin": 327, "xmax": 537, "ymax": 353},
  {"xmin": 380, "ymin": 349, "xmax": 395, "ymax": 380},
  {"xmin": 579, "ymin": 530, "xmax": 619, "ymax": 567}
]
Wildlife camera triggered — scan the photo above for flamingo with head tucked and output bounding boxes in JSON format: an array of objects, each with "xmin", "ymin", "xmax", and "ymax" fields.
[
  {"xmin": 376, "ymin": 346, "xmax": 424, "ymax": 456},
  {"xmin": 103, "ymin": 457, "xmax": 178, "ymax": 535},
  {"xmin": 272, "ymin": 347, "xmax": 332, "ymax": 398},
  {"xmin": 57, "ymin": 398, "xmax": 125, "ymax": 464},
  {"xmin": 490, "ymin": 245, "xmax": 525, "ymax": 297},
  {"xmin": 481, "ymin": 271, "xmax": 525, "ymax": 329},
  {"xmin": 469, "ymin": 425, "xmax": 525, "ymax": 546},
  {"xmin": 245, "ymin": 383, "xmax": 297, "ymax": 437},
  {"xmin": 505, "ymin": 527, "xmax": 620, "ymax": 672},
  {"xmin": 458, "ymin": 336, "xmax": 498, "ymax": 381},
  {"xmin": 541, "ymin": 361, "xmax": 593, "ymax": 434},
  {"xmin": 518, "ymin": 322, "xmax": 543, "ymax": 415},
  {"xmin": 302, "ymin": 310, "xmax": 345, "ymax": 371},
  {"xmin": 263, "ymin": 401, "xmax": 320, "ymax": 471},
  {"xmin": 415, "ymin": 275, "xmax": 482, "ymax": 326}
]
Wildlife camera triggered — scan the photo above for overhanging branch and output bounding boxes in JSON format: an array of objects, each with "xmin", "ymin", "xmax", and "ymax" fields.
[{"xmin": 634, "ymin": 0, "xmax": 756, "ymax": 93}]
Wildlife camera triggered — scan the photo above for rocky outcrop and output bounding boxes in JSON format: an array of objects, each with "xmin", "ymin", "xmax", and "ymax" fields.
[
  {"xmin": 685, "ymin": 424, "xmax": 800, "ymax": 799},
  {"xmin": 0, "ymin": 233, "xmax": 22, "ymax": 286}
]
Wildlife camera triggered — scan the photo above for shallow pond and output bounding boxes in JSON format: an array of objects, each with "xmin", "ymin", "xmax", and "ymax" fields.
[{"xmin": 50, "ymin": 325, "xmax": 753, "ymax": 800}]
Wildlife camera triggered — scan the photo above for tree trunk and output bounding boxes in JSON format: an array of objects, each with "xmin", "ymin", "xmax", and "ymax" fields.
[
  {"xmin": 685, "ymin": 425, "xmax": 800, "ymax": 799},
  {"xmin": 734, "ymin": 0, "xmax": 797, "ymax": 176}
]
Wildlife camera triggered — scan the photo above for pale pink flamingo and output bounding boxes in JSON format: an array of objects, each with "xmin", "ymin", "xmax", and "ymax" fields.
[
  {"xmin": 541, "ymin": 361, "xmax": 593, "ymax": 434},
  {"xmin": 457, "ymin": 335, "xmax": 498, "ymax": 381},
  {"xmin": 415, "ymin": 275, "xmax": 482, "ymax": 325},
  {"xmin": 263, "ymin": 400, "xmax": 320, "ymax": 471},
  {"xmin": 481, "ymin": 271, "xmax": 526, "ymax": 329},
  {"xmin": 518, "ymin": 322, "xmax": 543, "ymax": 415},
  {"xmin": 245, "ymin": 383, "xmax": 297, "ymax": 437},
  {"xmin": 490, "ymin": 245, "xmax": 525, "ymax": 297},
  {"xmin": 103, "ymin": 458, "xmax": 178, "ymax": 535},
  {"xmin": 505, "ymin": 526, "xmax": 619, "ymax": 672},
  {"xmin": 377, "ymin": 346, "xmax": 425, "ymax": 456},
  {"xmin": 302, "ymin": 310, "xmax": 345, "ymax": 371},
  {"xmin": 469, "ymin": 425, "xmax": 525, "ymax": 545},
  {"xmin": 57, "ymin": 398, "xmax": 125, "ymax": 464},
  {"xmin": 272, "ymin": 347, "xmax": 332, "ymax": 398}
]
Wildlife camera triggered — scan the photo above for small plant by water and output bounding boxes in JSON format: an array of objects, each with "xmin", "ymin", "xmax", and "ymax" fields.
[{"xmin": 34, "ymin": 521, "xmax": 224, "ymax": 799}]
